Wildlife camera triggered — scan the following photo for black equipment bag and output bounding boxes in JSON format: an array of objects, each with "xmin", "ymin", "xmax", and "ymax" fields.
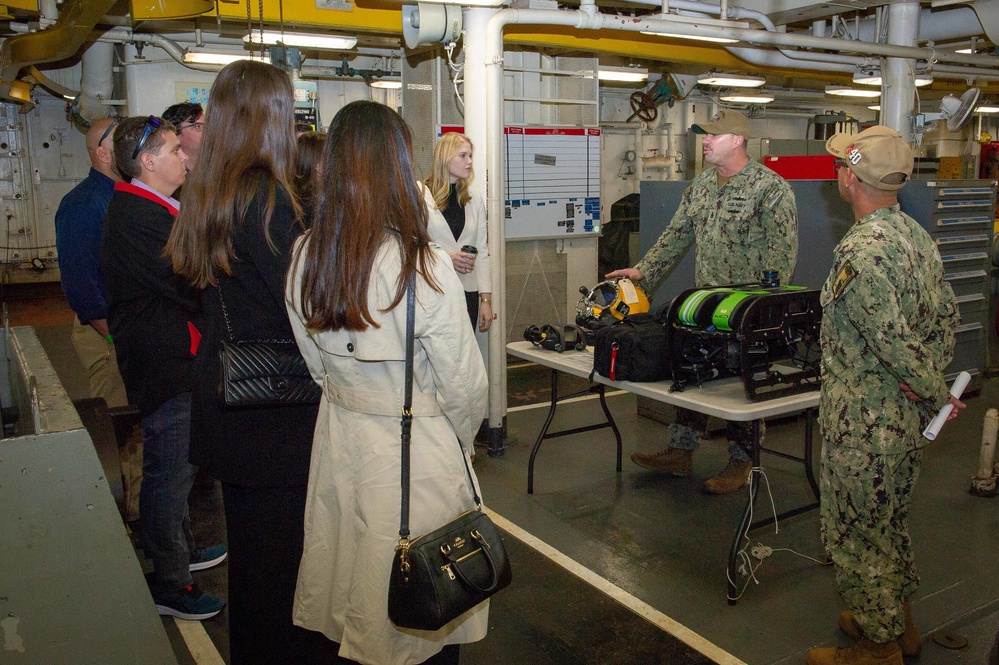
[{"xmin": 591, "ymin": 313, "xmax": 669, "ymax": 382}]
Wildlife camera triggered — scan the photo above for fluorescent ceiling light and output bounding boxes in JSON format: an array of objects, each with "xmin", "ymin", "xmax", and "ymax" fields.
[
  {"xmin": 720, "ymin": 94, "xmax": 774, "ymax": 103},
  {"xmin": 183, "ymin": 51, "xmax": 270, "ymax": 65},
  {"xmin": 698, "ymin": 73, "xmax": 765, "ymax": 88},
  {"xmin": 956, "ymin": 48, "xmax": 975, "ymax": 54},
  {"xmin": 243, "ymin": 30, "xmax": 356, "ymax": 50},
  {"xmin": 370, "ymin": 79, "xmax": 402, "ymax": 89},
  {"xmin": 825, "ymin": 86, "xmax": 881, "ymax": 98},
  {"xmin": 868, "ymin": 105, "xmax": 881, "ymax": 111},
  {"xmin": 976, "ymin": 106, "xmax": 999, "ymax": 113},
  {"xmin": 641, "ymin": 30, "xmax": 738, "ymax": 43},
  {"xmin": 598, "ymin": 66, "xmax": 649, "ymax": 83},
  {"xmin": 853, "ymin": 72, "xmax": 933, "ymax": 87}
]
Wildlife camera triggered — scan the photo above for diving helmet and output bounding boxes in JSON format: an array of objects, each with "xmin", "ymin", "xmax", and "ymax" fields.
[{"xmin": 575, "ymin": 278, "xmax": 651, "ymax": 328}]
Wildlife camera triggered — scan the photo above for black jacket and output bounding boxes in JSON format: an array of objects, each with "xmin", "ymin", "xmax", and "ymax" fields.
[
  {"xmin": 101, "ymin": 183, "xmax": 200, "ymax": 416},
  {"xmin": 188, "ymin": 180, "xmax": 317, "ymax": 487}
]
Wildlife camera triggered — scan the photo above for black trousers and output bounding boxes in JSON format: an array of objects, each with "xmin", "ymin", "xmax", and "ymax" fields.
[
  {"xmin": 464, "ymin": 290, "xmax": 479, "ymax": 330},
  {"xmin": 221, "ymin": 482, "xmax": 339, "ymax": 665}
]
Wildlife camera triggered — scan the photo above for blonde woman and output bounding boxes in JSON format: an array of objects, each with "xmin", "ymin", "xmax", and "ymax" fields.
[{"xmin": 423, "ymin": 133, "xmax": 492, "ymax": 332}]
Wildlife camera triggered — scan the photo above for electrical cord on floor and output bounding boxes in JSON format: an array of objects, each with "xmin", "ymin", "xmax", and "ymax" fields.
[{"xmin": 726, "ymin": 467, "xmax": 831, "ymax": 602}]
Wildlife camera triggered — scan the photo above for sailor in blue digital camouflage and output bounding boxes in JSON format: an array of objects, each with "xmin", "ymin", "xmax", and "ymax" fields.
[
  {"xmin": 607, "ymin": 109, "xmax": 798, "ymax": 495},
  {"xmin": 808, "ymin": 126, "xmax": 964, "ymax": 665}
]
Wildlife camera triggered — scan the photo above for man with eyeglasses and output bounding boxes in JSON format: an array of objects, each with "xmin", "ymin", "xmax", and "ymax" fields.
[
  {"xmin": 163, "ymin": 102, "xmax": 204, "ymax": 171},
  {"xmin": 606, "ymin": 109, "xmax": 798, "ymax": 495},
  {"xmin": 101, "ymin": 115, "xmax": 226, "ymax": 622},
  {"xmin": 55, "ymin": 117, "xmax": 146, "ymax": 527},
  {"xmin": 808, "ymin": 126, "xmax": 964, "ymax": 665}
]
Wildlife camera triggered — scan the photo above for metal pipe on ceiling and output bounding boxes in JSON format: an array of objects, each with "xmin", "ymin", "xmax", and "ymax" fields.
[
  {"xmin": 617, "ymin": 0, "xmax": 996, "ymax": 81},
  {"xmin": 882, "ymin": 2, "xmax": 921, "ymax": 142}
]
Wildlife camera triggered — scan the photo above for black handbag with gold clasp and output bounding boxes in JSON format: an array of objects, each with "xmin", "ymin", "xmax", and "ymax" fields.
[{"xmin": 387, "ymin": 276, "xmax": 511, "ymax": 631}]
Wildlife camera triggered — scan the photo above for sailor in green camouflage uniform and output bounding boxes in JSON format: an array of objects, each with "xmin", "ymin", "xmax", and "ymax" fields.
[
  {"xmin": 608, "ymin": 110, "xmax": 798, "ymax": 494},
  {"xmin": 808, "ymin": 126, "xmax": 964, "ymax": 665}
]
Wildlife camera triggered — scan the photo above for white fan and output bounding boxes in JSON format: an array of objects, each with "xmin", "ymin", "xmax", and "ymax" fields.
[{"xmin": 914, "ymin": 88, "xmax": 981, "ymax": 144}]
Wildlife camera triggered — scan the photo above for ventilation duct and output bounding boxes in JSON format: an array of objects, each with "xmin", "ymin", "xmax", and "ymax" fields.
[
  {"xmin": 0, "ymin": 0, "xmax": 115, "ymax": 107},
  {"xmin": 131, "ymin": 0, "xmax": 213, "ymax": 21}
]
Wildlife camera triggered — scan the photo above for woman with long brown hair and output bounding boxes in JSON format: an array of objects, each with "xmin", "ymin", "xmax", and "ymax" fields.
[
  {"xmin": 167, "ymin": 60, "xmax": 332, "ymax": 664},
  {"xmin": 287, "ymin": 100, "xmax": 488, "ymax": 664}
]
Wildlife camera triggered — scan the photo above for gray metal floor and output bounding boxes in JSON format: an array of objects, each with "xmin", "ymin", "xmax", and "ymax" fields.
[{"xmin": 34, "ymin": 318, "xmax": 999, "ymax": 664}]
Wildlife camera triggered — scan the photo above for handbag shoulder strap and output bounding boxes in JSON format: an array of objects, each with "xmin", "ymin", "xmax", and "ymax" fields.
[
  {"xmin": 398, "ymin": 274, "xmax": 482, "ymax": 546},
  {"xmin": 399, "ymin": 275, "xmax": 416, "ymax": 541},
  {"xmin": 217, "ymin": 279, "xmax": 295, "ymax": 346},
  {"xmin": 217, "ymin": 282, "xmax": 235, "ymax": 342}
]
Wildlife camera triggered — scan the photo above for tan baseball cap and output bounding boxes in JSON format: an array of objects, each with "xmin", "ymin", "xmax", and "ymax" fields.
[
  {"xmin": 691, "ymin": 110, "xmax": 751, "ymax": 139},
  {"xmin": 826, "ymin": 125, "xmax": 914, "ymax": 191}
]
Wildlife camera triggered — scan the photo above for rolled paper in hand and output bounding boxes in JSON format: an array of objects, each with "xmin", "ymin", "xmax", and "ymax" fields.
[{"xmin": 923, "ymin": 371, "xmax": 972, "ymax": 441}]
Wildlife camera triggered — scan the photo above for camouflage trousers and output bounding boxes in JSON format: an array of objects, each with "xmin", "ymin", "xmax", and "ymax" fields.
[
  {"xmin": 820, "ymin": 443, "xmax": 922, "ymax": 643},
  {"xmin": 666, "ymin": 408, "xmax": 759, "ymax": 463}
]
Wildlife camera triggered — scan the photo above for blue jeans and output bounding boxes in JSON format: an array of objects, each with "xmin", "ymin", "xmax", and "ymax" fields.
[{"xmin": 140, "ymin": 391, "xmax": 197, "ymax": 591}]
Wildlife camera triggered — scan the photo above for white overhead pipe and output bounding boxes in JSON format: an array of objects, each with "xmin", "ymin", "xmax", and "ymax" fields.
[
  {"xmin": 77, "ymin": 41, "xmax": 115, "ymax": 122},
  {"xmin": 883, "ymin": 2, "xmax": 920, "ymax": 141},
  {"xmin": 90, "ymin": 28, "xmax": 218, "ymax": 71},
  {"xmin": 462, "ymin": 6, "xmax": 503, "ymax": 451},
  {"xmin": 619, "ymin": 0, "xmax": 996, "ymax": 82},
  {"xmin": 38, "ymin": 0, "xmax": 57, "ymax": 23},
  {"xmin": 854, "ymin": 5, "xmax": 983, "ymax": 43},
  {"xmin": 728, "ymin": 46, "xmax": 999, "ymax": 81},
  {"xmin": 90, "ymin": 28, "xmax": 401, "ymax": 79}
]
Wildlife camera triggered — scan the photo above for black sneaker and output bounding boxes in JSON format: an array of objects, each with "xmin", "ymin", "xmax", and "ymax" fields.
[
  {"xmin": 153, "ymin": 583, "xmax": 225, "ymax": 620},
  {"xmin": 189, "ymin": 545, "xmax": 227, "ymax": 572}
]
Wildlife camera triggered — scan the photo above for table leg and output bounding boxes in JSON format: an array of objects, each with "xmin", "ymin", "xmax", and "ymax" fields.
[
  {"xmin": 528, "ymin": 368, "xmax": 560, "ymax": 495},
  {"xmin": 526, "ymin": 371, "xmax": 625, "ymax": 494},
  {"xmin": 598, "ymin": 385, "xmax": 623, "ymax": 472},
  {"xmin": 803, "ymin": 408, "xmax": 819, "ymax": 501},
  {"xmin": 727, "ymin": 418, "xmax": 762, "ymax": 605}
]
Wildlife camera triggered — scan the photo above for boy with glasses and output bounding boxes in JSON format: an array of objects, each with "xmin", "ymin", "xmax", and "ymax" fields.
[{"xmin": 163, "ymin": 102, "xmax": 204, "ymax": 171}]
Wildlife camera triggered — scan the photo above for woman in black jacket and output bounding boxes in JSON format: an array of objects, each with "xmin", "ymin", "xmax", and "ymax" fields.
[{"xmin": 166, "ymin": 60, "xmax": 334, "ymax": 665}]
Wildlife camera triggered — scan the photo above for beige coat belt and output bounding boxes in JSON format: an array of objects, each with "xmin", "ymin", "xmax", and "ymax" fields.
[{"xmin": 323, "ymin": 375, "xmax": 443, "ymax": 417}]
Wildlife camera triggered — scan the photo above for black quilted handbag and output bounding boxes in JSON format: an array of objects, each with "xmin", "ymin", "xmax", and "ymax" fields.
[
  {"xmin": 219, "ymin": 340, "xmax": 320, "ymax": 407},
  {"xmin": 388, "ymin": 277, "xmax": 511, "ymax": 631},
  {"xmin": 217, "ymin": 285, "xmax": 321, "ymax": 408}
]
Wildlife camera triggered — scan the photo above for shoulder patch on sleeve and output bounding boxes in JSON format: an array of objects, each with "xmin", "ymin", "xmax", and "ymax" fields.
[{"xmin": 831, "ymin": 260, "xmax": 857, "ymax": 300}]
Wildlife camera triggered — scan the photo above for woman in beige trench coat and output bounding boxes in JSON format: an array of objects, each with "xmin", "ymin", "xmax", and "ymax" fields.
[{"xmin": 286, "ymin": 100, "xmax": 489, "ymax": 665}]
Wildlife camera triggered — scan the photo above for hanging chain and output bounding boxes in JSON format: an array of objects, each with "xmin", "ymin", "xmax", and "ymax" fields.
[
  {"xmin": 279, "ymin": 0, "xmax": 285, "ymax": 45},
  {"xmin": 258, "ymin": 0, "xmax": 265, "ymax": 56}
]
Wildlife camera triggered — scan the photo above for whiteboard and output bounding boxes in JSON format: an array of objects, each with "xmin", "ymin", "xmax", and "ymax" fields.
[{"xmin": 440, "ymin": 125, "xmax": 601, "ymax": 240}]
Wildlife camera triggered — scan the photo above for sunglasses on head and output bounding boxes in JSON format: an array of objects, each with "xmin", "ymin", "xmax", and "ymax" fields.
[
  {"xmin": 132, "ymin": 115, "xmax": 163, "ymax": 160},
  {"xmin": 98, "ymin": 117, "xmax": 119, "ymax": 148}
]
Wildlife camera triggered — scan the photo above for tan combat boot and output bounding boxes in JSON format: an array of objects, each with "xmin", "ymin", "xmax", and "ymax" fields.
[
  {"xmin": 702, "ymin": 457, "xmax": 753, "ymax": 494},
  {"xmin": 629, "ymin": 448, "xmax": 693, "ymax": 476},
  {"xmin": 807, "ymin": 638, "xmax": 903, "ymax": 665},
  {"xmin": 839, "ymin": 600, "xmax": 922, "ymax": 657}
]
